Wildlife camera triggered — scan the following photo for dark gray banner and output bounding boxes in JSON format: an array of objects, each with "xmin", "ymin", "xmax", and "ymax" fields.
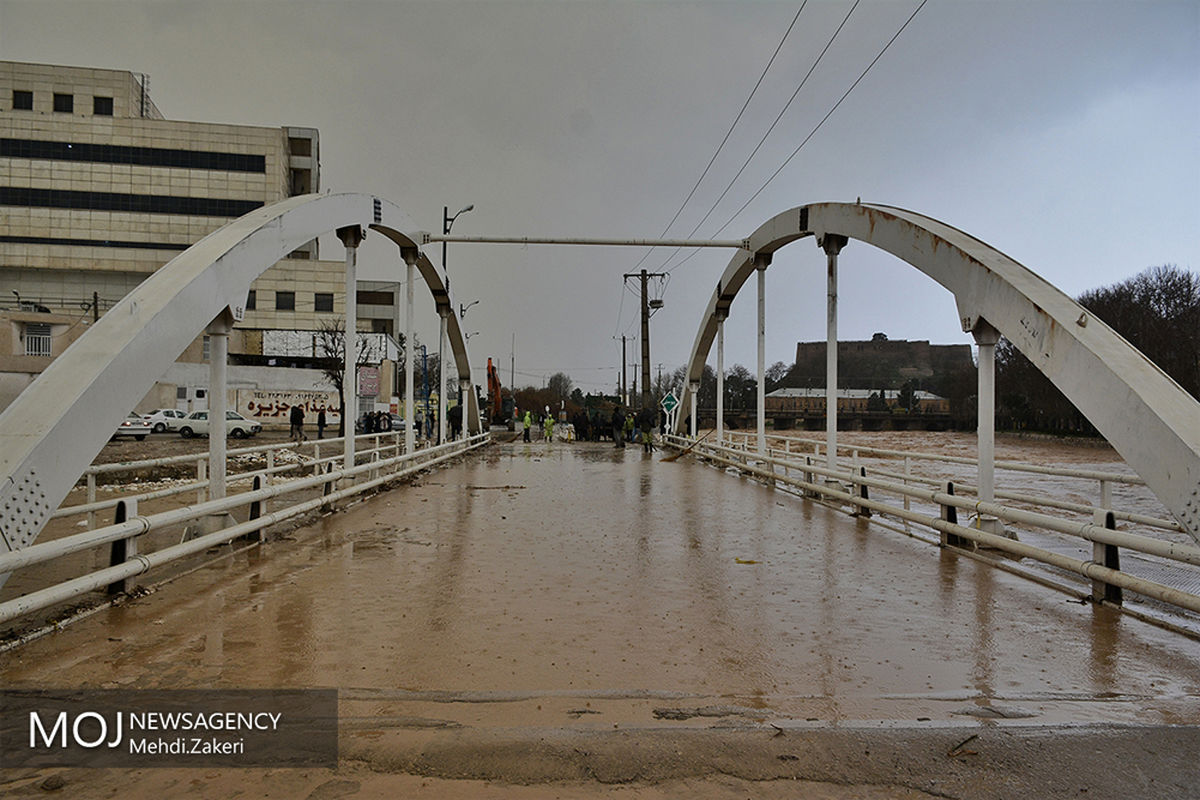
[{"xmin": 0, "ymin": 689, "xmax": 337, "ymax": 768}]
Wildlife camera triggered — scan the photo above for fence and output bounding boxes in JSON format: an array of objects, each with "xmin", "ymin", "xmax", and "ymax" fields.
[
  {"xmin": 0, "ymin": 431, "xmax": 490, "ymax": 633},
  {"xmin": 665, "ymin": 431, "xmax": 1200, "ymax": 630}
]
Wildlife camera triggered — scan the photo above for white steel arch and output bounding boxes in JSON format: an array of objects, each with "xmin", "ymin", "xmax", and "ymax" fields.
[
  {"xmin": 678, "ymin": 202, "xmax": 1200, "ymax": 543},
  {"xmin": 0, "ymin": 192, "xmax": 480, "ymax": 558}
]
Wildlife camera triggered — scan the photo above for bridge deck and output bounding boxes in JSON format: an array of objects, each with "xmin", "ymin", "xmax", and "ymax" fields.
[{"xmin": 3, "ymin": 438, "xmax": 1198, "ymax": 797}]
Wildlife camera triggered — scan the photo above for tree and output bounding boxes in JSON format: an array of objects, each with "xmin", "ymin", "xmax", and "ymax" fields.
[
  {"xmin": 766, "ymin": 361, "xmax": 790, "ymax": 392},
  {"xmin": 315, "ymin": 320, "xmax": 395, "ymax": 436},
  {"xmin": 547, "ymin": 372, "xmax": 573, "ymax": 407},
  {"xmin": 996, "ymin": 264, "xmax": 1199, "ymax": 433}
]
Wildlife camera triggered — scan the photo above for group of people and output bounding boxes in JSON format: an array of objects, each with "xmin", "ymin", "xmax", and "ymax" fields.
[
  {"xmin": 288, "ymin": 404, "xmax": 329, "ymax": 441},
  {"xmin": 359, "ymin": 410, "xmax": 394, "ymax": 434},
  {"xmin": 609, "ymin": 405, "xmax": 659, "ymax": 452},
  {"xmin": 518, "ymin": 404, "xmax": 662, "ymax": 453}
]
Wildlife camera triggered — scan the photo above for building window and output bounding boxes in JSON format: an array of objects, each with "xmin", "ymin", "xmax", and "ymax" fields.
[
  {"xmin": 275, "ymin": 291, "xmax": 295, "ymax": 311},
  {"xmin": 93, "ymin": 96, "xmax": 114, "ymax": 116},
  {"xmin": 53, "ymin": 93, "xmax": 73, "ymax": 113},
  {"xmin": 356, "ymin": 290, "xmax": 394, "ymax": 306},
  {"xmin": 202, "ymin": 335, "xmax": 210, "ymax": 361},
  {"xmin": 246, "ymin": 290, "xmax": 256, "ymax": 310},
  {"xmin": 12, "ymin": 90, "xmax": 33, "ymax": 110},
  {"xmin": 24, "ymin": 323, "xmax": 51, "ymax": 357},
  {"xmin": 314, "ymin": 292, "xmax": 334, "ymax": 313}
]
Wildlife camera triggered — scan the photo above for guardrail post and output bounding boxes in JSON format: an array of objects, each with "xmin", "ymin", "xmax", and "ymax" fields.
[
  {"xmin": 196, "ymin": 458, "xmax": 207, "ymax": 503},
  {"xmin": 312, "ymin": 443, "xmax": 321, "ymax": 477},
  {"xmin": 853, "ymin": 466, "xmax": 871, "ymax": 517},
  {"xmin": 803, "ymin": 456, "xmax": 816, "ymax": 498},
  {"xmin": 903, "ymin": 456, "xmax": 911, "ymax": 511},
  {"xmin": 321, "ymin": 463, "xmax": 335, "ymax": 512},
  {"xmin": 247, "ymin": 475, "xmax": 264, "ymax": 541},
  {"xmin": 940, "ymin": 482, "xmax": 971, "ymax": 548},
  {"xmin": 1099, "ymin": 479, "xmax": 1112, "ymax": 512},
  {"xmin": 1091, "ymin": 510, "xmax": 1122, "ymax": 606},
  {"xmin": 107, "ymin": 498, "xmax": 138, "ymax": 595},
  {"xmin": 86, "ymin": 472, "xmax": 97, "ymax": 530}
]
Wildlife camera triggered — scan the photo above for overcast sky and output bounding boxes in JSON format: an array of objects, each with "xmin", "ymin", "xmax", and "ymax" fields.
[{"xmin": 2, "ymin": 0, "xmax": 1196, "ymax": 392}]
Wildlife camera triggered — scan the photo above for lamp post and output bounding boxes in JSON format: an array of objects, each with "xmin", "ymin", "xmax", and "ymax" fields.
[
  {"xmin": 442, "ymin": 204, "xmax": 475, "ymax": 271},
  {"xmin": 419, "ymin": 344, "xmax": 430, "ymax": 439}
]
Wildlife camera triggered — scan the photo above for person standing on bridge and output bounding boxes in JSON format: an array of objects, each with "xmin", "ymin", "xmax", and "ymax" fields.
[
  {"xmin": 317, "ymin": 407, "xmax": 327, "ymax": 440},
  {"xmin": 543, "ymin": 405, "xmax": 554, "ymax": 442},
  {"xmin": 611, "ymin": 405, "xmax": 625, "ymax": 449},
  {"xmin": 289, "ymin": 404, "xmax": 305, "ymax": 441},
  {"xmin": 523, "ymin": 409, "xmax": 532, "ymax": 442}
]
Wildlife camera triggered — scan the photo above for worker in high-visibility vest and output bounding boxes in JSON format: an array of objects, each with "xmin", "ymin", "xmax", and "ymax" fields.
[{"xmin": 523, "ymin": 410, "xmax": 532, "ymax": 442}]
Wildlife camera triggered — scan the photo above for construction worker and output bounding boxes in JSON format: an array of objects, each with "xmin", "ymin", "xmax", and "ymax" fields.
[
  {"xmin": 523, "ymin": 410, "xmax": 532, "ymax": 442},
  {"xmin": 543, "ymin": 405, "xmax": 554, "ymax": 442}
]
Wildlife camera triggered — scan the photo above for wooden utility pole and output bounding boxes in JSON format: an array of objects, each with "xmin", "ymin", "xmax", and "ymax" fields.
[{"xmin": 623, "ymin": 269, "xmax": 666, "ymax": 410}]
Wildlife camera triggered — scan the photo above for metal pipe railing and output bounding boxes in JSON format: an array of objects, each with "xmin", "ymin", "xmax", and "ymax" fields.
[
  {"xmin": 58, "ymin": 432, "xmax": 416, "ymax": 519},
  {"xmin": 671, "ymin": 437, "xmax": 1200, "ymax": 615},
  {"xmin": 724, "ymin": 430, "xmax": 1147, "ymax": 485},
  {"xmin": 681, "ymin": 436, "xmax": 1200, "ymax": 566},
  {"xmin": 0, "ymin": 434, "xmax": 489, "ymax": 623}
]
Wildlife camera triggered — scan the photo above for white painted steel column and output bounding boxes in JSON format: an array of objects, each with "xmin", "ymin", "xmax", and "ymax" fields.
[
  {"xmin": 756, "ymin": 255, "xmax": 769, "ymax": 456},
  {"xmin": 716, "ymin": 313, "xmax": 725, "ymax": 446},
  {"xmin": 438, "ymin": 308, "xmax": 449, "ymax": 443},
  {"xmin": 821, "ymin": 236, "xmax": 847, "ymax": 472},
  {"xmin": 402, "ymin": 249, "xmax": 418, "ymax": 455},
  {"xmin": 974, "ymin": 322, "xmax": 1000, "ymax": 504},
  {"xmin": 689, "ymin": 382, "xmax": 699, "ymax": 438},
  {"xmin": 206, "ymin": 313, "xmax": 231, "ymax": 501},
  {"xmin": 337, "ymin": 227, "xmax": 364, "ymax": 473}
]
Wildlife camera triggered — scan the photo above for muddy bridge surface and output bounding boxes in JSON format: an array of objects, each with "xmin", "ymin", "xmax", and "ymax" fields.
[{"xmin": 2, "ymin": 437, "xmax": 1198, "ymax": 799}]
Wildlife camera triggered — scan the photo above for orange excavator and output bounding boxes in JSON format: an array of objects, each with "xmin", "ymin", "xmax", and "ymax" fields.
[{"xmin": 486, "ymin": 358, "xmax": 513, "ymax": 428}]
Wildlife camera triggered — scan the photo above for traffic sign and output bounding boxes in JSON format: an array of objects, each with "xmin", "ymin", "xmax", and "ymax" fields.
[{"xmin": 661, "ymin": 392, "xmax": 678, "ymax": 413}]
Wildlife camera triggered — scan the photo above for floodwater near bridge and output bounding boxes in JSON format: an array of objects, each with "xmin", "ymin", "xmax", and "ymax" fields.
[{"xmin": 2, "ymin": 433, "xmax": 1198, "ymax": 797}]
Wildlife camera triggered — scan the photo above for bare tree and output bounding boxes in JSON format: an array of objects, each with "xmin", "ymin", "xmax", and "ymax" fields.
[{"xmin": 315, "ymin": 320, "xmax": 392, "ymax": 436}]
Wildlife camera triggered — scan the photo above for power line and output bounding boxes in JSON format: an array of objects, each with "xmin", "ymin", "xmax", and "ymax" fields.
[
  {"xmin": 712, "ymin": 0, "xmax": 929, "ymax": 237},
  {"xmin": 679, "ymin": 0, "xmax": 861, "ymax": 244},
  {"xmin": 617, "ymin": 2, "xmax": 806, "ymax": 314},
  {"xmin": 656, "ymin": 2, "xmax": 807, "ymax": 242}
]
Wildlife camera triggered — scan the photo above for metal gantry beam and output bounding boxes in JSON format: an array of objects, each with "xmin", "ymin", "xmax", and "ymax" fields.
[{"xmin": 422, "ymin": 233, "xmax": 750, "ymax": 250}]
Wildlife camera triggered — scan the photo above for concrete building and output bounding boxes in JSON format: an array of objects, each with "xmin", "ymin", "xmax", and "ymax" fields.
[{"xmin": 0, "ymin": 60, "xmax": 401, "ymax": 423}]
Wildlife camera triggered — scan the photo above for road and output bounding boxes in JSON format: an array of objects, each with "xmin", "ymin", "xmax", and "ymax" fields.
[{"xmin": 2, "ymin": 437, "xmax": 1198, "ymax": 798}]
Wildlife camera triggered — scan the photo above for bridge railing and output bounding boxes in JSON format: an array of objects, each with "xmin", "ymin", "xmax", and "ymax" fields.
[
  {"xmin": 0, "ymin": 432, "xmax": 490, "ymax": 635},
  {"xmin": 58, "ymin": 431, "xmax": 427, "ymax": 528},
  {"xmin": 664, "ymin": 432, "xmax": 1200, "ymax": 625}
]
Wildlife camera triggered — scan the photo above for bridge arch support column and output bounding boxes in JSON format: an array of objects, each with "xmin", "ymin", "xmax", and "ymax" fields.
[
  {"xmin": 0, "ymin": 193, "xmax": 482, "ymax": 563},
  {"xmin": 677, "ymin": 202, "xmax": 1200, "ymax": 543}
]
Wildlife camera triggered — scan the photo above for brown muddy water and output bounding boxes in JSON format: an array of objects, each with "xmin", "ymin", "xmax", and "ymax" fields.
[{"xmin": 2, "ymin": 433, "xmax": 1198, "ymax": 798}]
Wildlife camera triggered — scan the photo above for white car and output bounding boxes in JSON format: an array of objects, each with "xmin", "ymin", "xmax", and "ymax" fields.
[
  {"xmin": 141, "ymin": 408, "xmax": 188, "ymax": 433},
  {"xmin": 177, "ymin": 410, "xmax": 262, "ymax": 439},
  {"xmin": 112, "ymin": 413, "xmax": 151, "ymax": 441}
]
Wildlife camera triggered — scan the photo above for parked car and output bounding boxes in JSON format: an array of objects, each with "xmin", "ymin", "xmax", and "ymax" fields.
[
  {"xmin": 112, "ymin": 413, "xmax": 151, "ymax": 441},
  {"xmin": 177, "ymin": 410, "xmax": 262, "ymax": 439},
  {"xmin": 141, "ymin": 408, "xmax": 188, "ymax": 433}
]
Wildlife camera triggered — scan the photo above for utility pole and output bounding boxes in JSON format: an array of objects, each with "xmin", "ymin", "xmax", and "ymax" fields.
[
  {"xmin": 623, "ymin": 269, "xmax": 666, "ymax": 410},
  {"xmin": 621, "ymin": 335, "xmax": 627, "ymax": 406}
]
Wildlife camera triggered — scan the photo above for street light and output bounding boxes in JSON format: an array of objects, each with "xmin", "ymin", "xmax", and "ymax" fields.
[
  {"xmin": 464, "ymin": 331, "xmax": 481, "ymax": 342},
  {"xmin": 442, "ymin": 204, "xmax": 475, "ymax": 272},
  {"xmin": 460, "ymin": 299, "xmax": 480, "ymax": 318}
]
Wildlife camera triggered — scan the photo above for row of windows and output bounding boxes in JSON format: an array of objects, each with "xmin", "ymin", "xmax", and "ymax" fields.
[
  {"xmin": 0, "ymin": 186, "xmax": 263, "ymax": 218},
  {"xmin": 0, "ymin": 234, "xmax": 188, "ymax": 251},
  {"xmin": 246, "ymin": 290, "xmax": 335, "ymax": 313},
  {"xmin": 11, "ymin": 90, "xmax": 113, "ymax": 116},
  {"xmin": 1, "ymin": 138, "xmax": 267, "ymax": 173}
]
